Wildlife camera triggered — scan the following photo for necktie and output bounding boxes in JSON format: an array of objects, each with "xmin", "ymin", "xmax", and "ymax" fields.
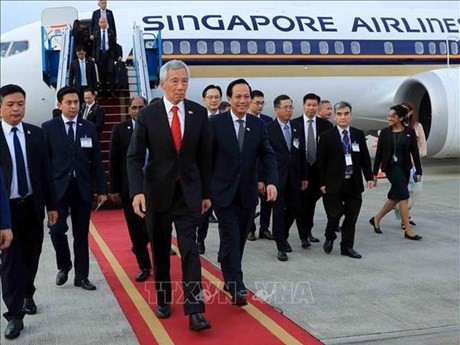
[
  {"xmin": 80, "ymin": 59, "xmax": 87, "ymax": 86},
  {"xmin": 83, "ymin": 105, "xmax": 90, "ymax": 119},
  {"xmin": 171, "ymin": 106, "xmax": 181, "ymax": 153},
  {"xmin": 102, "ymin": 30, "xmax": 107, "ymax": 53},
  {"xmin": 67, "ymin": 121, "xmax": 75, "ymax": 143},
  {"xmin": 342, "ymin": 129, "xmax": 353, "ymax": 175},
  {"xmin": 283, "ymin": 124, "xmax": 291, "ymax": 151},
  {"xmin": 11, "ymin": 127, "xmax": 28, "ymax": 197},
  {"xmin": 237, "ymin": 119, "xmax": 245, "ymax": 152},
  {"xmin": 307, "ymin": 119, "xmax": 316, "ymax": 164}
]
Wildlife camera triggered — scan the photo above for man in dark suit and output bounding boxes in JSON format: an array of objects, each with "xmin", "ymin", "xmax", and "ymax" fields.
[
  {"xmin": 68, "ymin": 46, "xmax": 97, "ymax": 103},
  {"xmin": 264, "ymin": 95, "xmax": 308, "ymax": 261},
  {"xmin": 209, "ymin": 79, "xmax": 278, "ymax": 306},
  {"xmin": 89, "ymin": 0, "xmax": 117, "ymax": 38},
  {"xmin": 127, "ymin": 60, "xmax": 211, "ymax": 331},
  {"xmin": 0, "ymin": 84, "xmax": 57, "ymax": 339},
  {"xmin": 92, "ymin": 17, "xmax": 117, "ymax": 98},
  {"xmin": 318, "ymin": 101, "xmax": 374, "ymax": 259},
  {"xmin": 42, "ymin": 87, "xmax": 107, "ymax": 291},
  {"xmin": 79, "ymin": 88, "xmax": 105, "ymax": 138},
  {"xmin": 247, "ymin": 89, "xmax": 275, "ymax": 241},
  {"xmin": 293, "ymin": 93, "xmax": 333, "ymax": 248},
  {"xmin": 109, "ymin": 96, "xmax": 152, "ymax": 282}
]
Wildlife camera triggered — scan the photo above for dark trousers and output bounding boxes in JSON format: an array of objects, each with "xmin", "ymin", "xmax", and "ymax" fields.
[
  {"xmin": 146, "ymin": 182, "xmax": 204, "ymax": 315},
  {"xmin": 272, "ymin": 187, "xmax": 301, "ymax": 252},
  {"xmin": 214, "ymin": 199, "xmax": 255, "ymax": 294},
  {"xmin": 296, "ymin": 167, "xmax": 322, "ymax": 239},
  {"xmin": 49, "ymin": 179, "xmax": 92, "ymax": 281},
  {"xmin": 250, "ymin": 194, "xmax": 272, "ymax": 235},
  {"xmin": 121, "ymin": 197, "xmax": 151, "ymax": 270},
  {"xmin": 197, "ymin": 206, "xmax": 213, "ymax": 243},
  {"xmin": 97, "ymin": 51, "xmax": 114, "ymax": 93},
  {"xmin": 1, "ymin": 197, "xmax": 43, "ymax": 321},
  {"xmin": 322, "ymin": 180, "xmax": 362, "ymax": 250}
]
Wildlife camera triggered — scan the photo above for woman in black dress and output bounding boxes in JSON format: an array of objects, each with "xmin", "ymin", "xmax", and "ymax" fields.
[{"xmin": 369, "ymin": 105, "xmax": 423, "ymax": 240}]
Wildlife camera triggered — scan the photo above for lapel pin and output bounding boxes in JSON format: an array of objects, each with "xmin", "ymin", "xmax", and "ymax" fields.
[
  {"xmin": 27, "ymin": 130, "xmax": 31, "ymax": 135},
  {"xmin": 293, "ymin": 128, "xmax": 297, "ymax": 132},
  {"xmin": 79, "ymin": 123, "xmax": 83, "ymax": 126},
  {"xmin": 127, "ymin": 126, "xmax": 131, "ymax": 129},
  {"xmin": 246, "ymin": 127, "xmax": 250, "ymax": 132},
  {"xmin": 188, "ymin": 111, "xmax": 193, "ymax": 115}
]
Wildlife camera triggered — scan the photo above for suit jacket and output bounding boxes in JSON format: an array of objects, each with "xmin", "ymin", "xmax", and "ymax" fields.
[
  {"xmin": 0, "ymin": 170, "xmax": 12, "ymax": 230},
  {"xmin": 109, "ymin": 119, "xmax": 134, "ymax": 199},
  {"xmin": 264, "ymin": 120, "xmax": 308, "ymax": 191},
  {"xmin": 79, "ymin": 103, "xmax": 105, "ymax": 138},
  {"xmin": 41, "ymin": 117, "xmax": 107, "ymax": 203},
  {"xmin": 90, "ymin": 9, "xmax": 117, "ymax": 37},
  {"xmin": 68, "ymin": 58, "xmax": 97, "ymax": 92},
  {"xmin": 0, "ymin": 122, "xmax": 57, "ymax": 220},
  {"xmin": 259, "ymin": 114, "xmax": 273, "ymax": 124},
  {"xmin": 92, "ymin": 28, "xmax": 117, "ymax": 61},
  {"xmin": 127, "ymin": 99, "xmax": 211, "ymax": 213},
  {"xmin": 318, "ymin": 126, "xmax": 373, "ymax": 195},
  {"xmin": 373, "ymin": 126, "xmax": 422, "ymax": 177},
  {"xmin": 210, "ymin": 112, "xmax": 278, "ymax": 208}
]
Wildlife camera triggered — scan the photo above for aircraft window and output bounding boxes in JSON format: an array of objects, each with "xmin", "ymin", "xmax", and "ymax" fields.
[
  {"xmin": 428, "ymin": 42, "xmax": 436, "ymax": 55},
  {"xmin": 247, "ymin": 41, "xmax": 257, "ymax": 54},
  {"xmin": 265, "ymin": 41, "xmax": 276, "ymax": 54},
  {"xmin": 450, "ymin": 42, "xmax": 459, "ymax": 55},
  {"xmin": 230, "ymin": 41, "xmax": 241, "ymax": 54},
  {"xmin": 180, "ymin": 41, "xmax": 191, "ymax": 54},
  {"xmin": 439, "ymin": 42, "xmax": 447, "ymax": 55},
  {"xmin": 319, "ymin": 41, "xmax": 329, "ymax": 54},
  {"xmin": 351, "ymin": 41, "xmax": 361, "ymax": 54},
  {"xmin": 8, "ymin": 41, "xmax": 29, "ymax": 56},
  {"xmin": 163, "ymin": 41, "xmax": 173, "ymax": 54},
  {"xmin": 214, "ymin": 41, "xmax": 224, "ymax": 54},
  {"xmin": 384, "ymin": 42, "xmax": 394, "ymax": 54},
  {"xmin": 334, "ymin": 41, "xmax": 344, "ymax": 54},
  {"xmin": 300, "ymin": 41, "xmax": 310, "ymax": 54},
  {"xmin": 283, "ymin": 41, "xmax": 293, "ymax": 54},
  {"xmin": 1, "ymin": 42, "xmax": 11, "ymax": 57},
  {"xmin": 197, "ymin": 41, "xmax": 207, "ymax": 54},
  {"xmin": 415, "ymin": 42, "xmax": 424, "ymax": 55}
]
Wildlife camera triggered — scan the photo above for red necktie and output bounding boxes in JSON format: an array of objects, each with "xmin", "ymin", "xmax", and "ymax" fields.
[{"xmin": 171, "ymin": 106, "xmax": 181, "ymax": 153}]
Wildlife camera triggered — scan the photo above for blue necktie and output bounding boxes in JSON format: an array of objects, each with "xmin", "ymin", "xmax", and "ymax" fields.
[
  {"xmin": 343, "ymin": 130, "xmax": 353, "ymax": 175},
  {"xmin": 283, "ymin": 124, "xmax": 291, "ymax": 151},
  {"xmin": 11, "ymin": 127, "xmax": 28, "ymax": 197},
  {"xmin": 102, "ymin": 30, "xmax": 107, "ymax": 53},
  {"xmin": 67, "ymin": 121, "xmax": 75, "ymax": 143}
]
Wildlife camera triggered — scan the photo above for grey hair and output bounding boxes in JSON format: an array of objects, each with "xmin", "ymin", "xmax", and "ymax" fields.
[
  {"xmin": 159, "ymin": 60, "xmax": 190, "ymax": 82},
  {"xmin": 319, "ymin": 100, "xmax": 331, "ymax": 106},
  {"xmin": 334, "ymin": 101, "xmax": 352, "ymax": 112}
]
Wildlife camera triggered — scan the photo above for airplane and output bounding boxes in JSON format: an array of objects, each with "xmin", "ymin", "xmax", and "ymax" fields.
[{"xmin": 1, "ymin": 1, "xmax": 459, "ymax": 158}]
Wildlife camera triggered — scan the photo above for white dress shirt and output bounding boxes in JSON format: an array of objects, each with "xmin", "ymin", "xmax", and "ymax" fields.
[
  {"xmin": 230, "ymin": 111, "xmax": 247, "ymax": 138},
  {"xmin": 163, "ymin": 97, "xmax": 185, "ymax": 138}
]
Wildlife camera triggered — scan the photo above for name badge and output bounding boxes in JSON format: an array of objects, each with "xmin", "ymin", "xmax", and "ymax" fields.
[
  {"xmin": 345, "ymin": 153, "xmax": 353, "ymax": 165},
  {"xmin": 293, "ymin": 138, "xmax": 300, "ymax": 149},
  {"xmin": 80, "ymin": 137, "xmax": 92, "ymax": 148},
  {"xmin": 352, "ymin": 143, "xmax": 360, "ymax": 152}
]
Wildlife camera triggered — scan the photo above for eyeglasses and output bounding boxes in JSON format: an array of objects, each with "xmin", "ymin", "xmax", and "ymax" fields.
[
  {"xmin": 277, "ymin": 105, "xmax": 294, "ymax": 110},
  {"xmin": 130, "ymin": 106, "xmax": 144, "ymax": 110},
  {"xmin": 205, "ymin": 95, "xmax": 221, "ymax": 100}
]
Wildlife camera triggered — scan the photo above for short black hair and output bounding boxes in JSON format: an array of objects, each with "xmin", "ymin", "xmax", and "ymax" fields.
[
  {"xmin": 251, "ymin": 90, "xmax": 264, "ymax": 98},
  {"xmin": 75, "ymin": 45, "xmax": 86, "ymax": 52},
  {"xmin": 303, "ymin": 93, "xmax": 321, "ymax": 104},
  {"xmin": 273, "ymin": 94, "xmax": 292, "ymax": 108},
  {"xmin": 226, "ymin": 78, "xmax": 252, "ymax": 98},
  {"xmin": 202, "ymin": 84, "xmax": 222, "ymax": 98},
  {"xmin": 219, "ymin": 101, "xmax": 230, "ymax": 112},
  {"xmin": 0, "ymin": 84, "xmax": 26, "ymax": 101},
  {"xmin": 57, "ymin": 86, "xmax": 78, "ymax": 103},
  {"xmin": 83, "ymin": 88, "xmax": 96, "ymax": 95},
  {"xmin": 390, "ymin": 104, "xmax": 408, "ymax": 120}
]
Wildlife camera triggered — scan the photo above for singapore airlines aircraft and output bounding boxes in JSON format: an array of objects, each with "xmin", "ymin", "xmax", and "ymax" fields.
[{"xmin": 0, "ymin": 1, "xmax": 459, "ymax": 158}]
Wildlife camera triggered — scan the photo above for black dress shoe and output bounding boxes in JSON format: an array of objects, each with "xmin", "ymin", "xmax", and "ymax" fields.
[
  {"xmin": 56, "ymin": 265, "xmax": 72, "ymax": 286},
  {"xmin": 247, "ymin": 232, "xmax": 256, "ymax": 241},
  {"xmin": 404, "ymin": 233, "xmax": 423, "ymax": 240},
  {"xmin": 169, "ymin": 248, "xmax": 177, "ymax": 256},
  {"xmin": 301, "ymin": 239, "xmax": 311, "ymax": 248},
  {"xmin": 341, "ymin": 248, "xmax": 362, "ymax": 259},
  {"xmin": 189, "ymin": 313, "xmax": 211, "ymax": 331},
  {"xmin": 259, "ymin": 230, "xmax": 274, "ymax": 240},
  {"xmin": 284, "ymin": 241, "xmax": 292, "ymax": 252},
  {"xmin": 156, "ymin": 305, "xmax": 171, "ymax": 318},
  {"xmin": 232, "ymin": 290, "xmax": 248, "ymax": 306},
  {"xmin": 4, "ymin": 319, "xmax": 24, "ymax": 339},
  {"xmin": 277, "ymin": 251, "xmax": 288, "ymax": 262},
  {"xmin": 23, "ymin": 297, "xmax": 37, "ymax": 315},
  {"xmin": 323, "ymin": 239, "xmax": 334, "ymax": 254},
  {"xmin": 135, "ymin": 269, "xmax": 150, "ymax": 282},
  {"xmin": 74, "ymin": 278, "xmax": 96, "ymax": 290},
  {"xmin": 308, "ymin": 235, "xmax": 320, "ymax": 243},
  {"xmin": 369, "ymin": 217, "xmax": 382, "ymax": 234},
  {"xmin": 196, "ymin": 241, "xmax": 205, "ymax": 254}
]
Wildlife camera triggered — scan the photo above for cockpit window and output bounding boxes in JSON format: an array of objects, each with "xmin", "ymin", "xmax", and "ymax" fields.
[
  {"xmin": 1, "ymin": 42, "xmax": 11, "ymax": 57},
  {"xmin": 9, "ymin": 41, "xmax": 29, "ymax": 56}
]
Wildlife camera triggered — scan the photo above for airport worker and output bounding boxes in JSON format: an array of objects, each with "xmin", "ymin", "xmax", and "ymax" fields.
[
  {"xmin": 68, "ymin": 46, "xmax": 97, "ymax": 104},
  {"xmin": 318, "ymin": 101, "xmax": 374, "ymax": 259},
  {"xmin": 0, "ymin": 84, "xmax": 57, "ymax": 339},
  {"xmin": 209, "ymin": 78, "xmax": 278, "ymax": 306},
  {"xmin": 127, "ymin": 60, "xmax": 212, "ymax": 331},
  {"xmin": 79, "ymin": 88, "xmax": 105, "ymax": 139},
  {"xmin": 369, "ymin": 104, "xmax": 423, "ymax": 240},
  {"xmin": 318, "ymin": 99, "xmax": 333, "ymax": 121},
  {"xmin": 90, "ymin": 0, "xmax": 117, "ymax": 38}
]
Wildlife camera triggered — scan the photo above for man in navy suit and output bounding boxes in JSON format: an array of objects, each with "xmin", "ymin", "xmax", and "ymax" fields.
[
  {"xmin": 264, "ymin": 95, "xmax": 308, "ymax": 261},
  {"xmin": 68, "ymin": 46, "xmax": 97, "ymax": 103},
  {"xmin": 42, "ymin": 87, "xmax": 107, "ymax": 291},
  {"xmin": 127, "ymin": 60, "xmax": 212, "ymax": 331},
  {"xmin": 0, "ymin": 84, "xmax": 57, "ymax": 339},
  {"xmin": 89, "ymin": 0, "xmax": 117, "ymax": 38},
  {"xmin": 209, "ymin": 79, "xmax": 278, "ymax": 306}
]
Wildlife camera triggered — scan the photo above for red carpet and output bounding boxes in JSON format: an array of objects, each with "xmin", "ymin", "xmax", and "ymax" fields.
[{"xmin": 89, "ymin": 210, "xmax": 323, "ymax": 345}]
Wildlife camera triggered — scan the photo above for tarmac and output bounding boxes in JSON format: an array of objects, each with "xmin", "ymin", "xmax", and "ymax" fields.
[{"xmin": 1, "ymin": 158, "xmax": 459, "ymax": 345}]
